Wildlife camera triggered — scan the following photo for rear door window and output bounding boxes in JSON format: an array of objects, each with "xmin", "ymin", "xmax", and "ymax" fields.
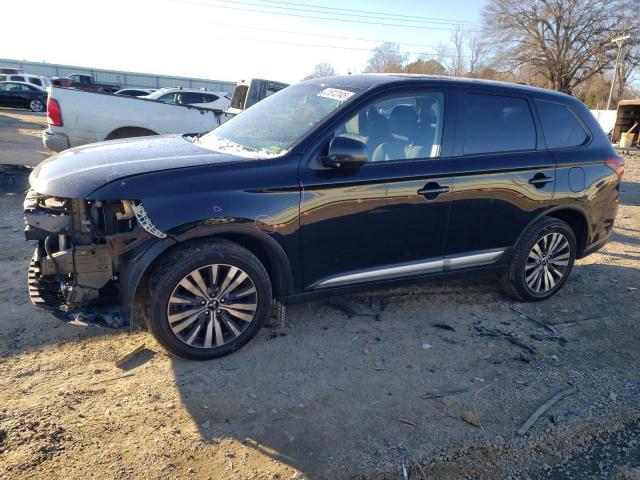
[
  {"xmin": 202, "ymin": 93, "xmax": 219, "ymax": 103},
  {"xmin": 464, "ymin": 93, "xmax": 536, "ymax": 155},
  {"xmin": 178, "ymin": 92, "xmax": 204, "ymax": 104},
  {"xmin": 535, "ymin": 100, "xmax": 588, "ymax": 149}
]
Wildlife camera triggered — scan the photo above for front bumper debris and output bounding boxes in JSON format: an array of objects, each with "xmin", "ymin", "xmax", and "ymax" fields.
[{"xmin": 24, "ymin": 190, "xmax": 152, "ymax": 315}]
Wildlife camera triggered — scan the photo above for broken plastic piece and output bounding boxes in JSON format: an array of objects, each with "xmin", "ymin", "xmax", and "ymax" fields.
[{"xmin": 131, "ymin": 202, "xmax": 167, "ymax": 238}]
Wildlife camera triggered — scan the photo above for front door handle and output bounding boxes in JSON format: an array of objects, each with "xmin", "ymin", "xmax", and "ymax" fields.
[
  {"xmin": 418, "ymin": 182, "xmax": 450, "ymax": 199},
  {"xmin": 528, "ymin": 174, "xmax": 553, "ymax": 187}
]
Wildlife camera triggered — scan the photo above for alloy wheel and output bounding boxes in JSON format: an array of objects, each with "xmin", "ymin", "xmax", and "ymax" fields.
[
  {"xmin": 524, "ymin": 232, "xmax": 571, "ymax": 293},
  {"xmin": 30, "ymin": 100, "xmax": 44, "ymax": 112},
  {"xmin": 166, "ymin": 263, "xmax": 258, "ymax": 349}
]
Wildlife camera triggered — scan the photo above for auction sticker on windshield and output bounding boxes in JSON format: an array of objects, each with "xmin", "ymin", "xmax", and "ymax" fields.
[{"xmin": 317, "ymin": 88, "xmax": 355, "ymax": 102}]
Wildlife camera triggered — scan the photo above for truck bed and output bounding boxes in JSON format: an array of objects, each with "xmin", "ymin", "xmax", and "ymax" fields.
[{"xmin": 43, "ymin": 86, "xmax": 231, "ymax": 152}]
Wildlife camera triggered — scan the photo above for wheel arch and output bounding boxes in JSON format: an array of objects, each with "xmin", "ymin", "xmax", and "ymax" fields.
[
  {"xmin": 105, "ymin": 126, "xmax": 158, "ymax": 141},
  {"xmin": 121, "ymin": 226, "xmax": 294, "ymax": 327},
  {"xmin": 519, "ymin": 206, "xmax": 589, "ymax": 254}
]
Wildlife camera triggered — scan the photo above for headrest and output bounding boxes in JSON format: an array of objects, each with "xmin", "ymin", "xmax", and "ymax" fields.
[{"xmin": 390, "ymin": 105, "xmax": 417, "ymax": 140}]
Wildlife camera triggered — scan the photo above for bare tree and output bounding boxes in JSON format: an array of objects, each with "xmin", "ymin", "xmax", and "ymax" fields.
[
  {"xmin": 303, "ymin": 62, "xmax": 336, "ymax": 80},
  {"xmin": 447, "ymin": 25, "xmax": 467, "ymax": 77},
  {"xmin": 483, "ymin": 0, "xmax": 636, "ymax": 93},
  {"xmin": 365, "ymin": 42, "xmax": 406, "ymax": 73},
  {"xmin": 467, "ymin": 32, "xmax": 489, "ymax": 76}
]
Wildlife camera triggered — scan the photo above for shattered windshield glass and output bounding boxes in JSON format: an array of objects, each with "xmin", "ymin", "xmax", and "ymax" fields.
[{"xmin": 197, "ymin": 82, "xmax": 361, "ymax": 158}]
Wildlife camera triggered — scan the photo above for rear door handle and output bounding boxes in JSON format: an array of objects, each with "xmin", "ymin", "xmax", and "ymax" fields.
[
  {"xmin": 528, "ymin": 174, "xmax": 553, "ymax": 187},
  {"xmin": 418, "ymin": 182, "xmax": 450, "ymax": 199}
]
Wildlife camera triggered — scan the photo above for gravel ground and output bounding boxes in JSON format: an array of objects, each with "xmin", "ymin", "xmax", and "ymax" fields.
[{"xmin": 0, "ymin": 112, "xmax": 638, "ymax": 479}]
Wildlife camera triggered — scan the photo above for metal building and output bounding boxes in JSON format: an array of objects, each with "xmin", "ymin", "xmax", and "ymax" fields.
[{"xmin": 0, "ymin": 58, "xmax": 236, "ymax": 94}]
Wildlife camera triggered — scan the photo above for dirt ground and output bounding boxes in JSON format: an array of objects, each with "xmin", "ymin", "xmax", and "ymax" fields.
[{"xmin": 0, "ymin": 110, "xmax": 639, "ymax": 480}]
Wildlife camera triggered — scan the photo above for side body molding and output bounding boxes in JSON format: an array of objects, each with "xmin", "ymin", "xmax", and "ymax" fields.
[{"xmin": 312, "ymin": 249, "xmax": 505, "ymax": 289}]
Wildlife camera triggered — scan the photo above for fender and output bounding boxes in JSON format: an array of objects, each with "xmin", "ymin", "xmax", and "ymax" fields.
[
  {"xmin": 118, "ymin": 224, "xmax": 295, "ymax": 324},
  {"xmin": 515, "ymin": 204, "xmax": 590, "ymax": 252}
]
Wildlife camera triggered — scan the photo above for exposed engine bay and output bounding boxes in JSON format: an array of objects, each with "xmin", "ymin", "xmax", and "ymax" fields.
[{"xmin": 24, "ymin": 190, "xmax": 158, "ymax": 314}]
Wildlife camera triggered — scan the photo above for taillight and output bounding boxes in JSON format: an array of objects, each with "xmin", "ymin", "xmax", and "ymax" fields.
[
  {"xmin": 46, "ymin": 98, "xmax": 63, "ymax": 126},
  {"xmin": 604, "ymin": 156, "xmax": 624, "ymax": 179}
]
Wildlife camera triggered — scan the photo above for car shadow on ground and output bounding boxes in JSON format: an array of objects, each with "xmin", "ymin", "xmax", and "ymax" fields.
[{"xmin": 164, "ymin": 255, "xmax": 640, "ymax": 477}]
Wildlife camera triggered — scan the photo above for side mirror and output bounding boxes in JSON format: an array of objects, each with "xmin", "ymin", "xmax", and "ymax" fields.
[{"xmin": 321, "ymin": 136, "xmax": 368, "ymax": 168}]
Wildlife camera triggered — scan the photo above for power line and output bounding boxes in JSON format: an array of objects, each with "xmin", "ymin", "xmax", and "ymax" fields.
[
  {"xmin": 204, "ymin": 0, "xmax": 481, "ymax": 27},
  {"xmin": 211, "ymin": 32, "xmax": 474, "ymax": 59},
  {"xmin": 174, "ymin": 0, "xmax": 481, "ymax": 31},
  {"xmin": 232, "ymin": 0, "xmax": 482, "ymax": 26},
  {"xmin": 224, "ymin": 22, "xmax": 467, "ymax": 50}
]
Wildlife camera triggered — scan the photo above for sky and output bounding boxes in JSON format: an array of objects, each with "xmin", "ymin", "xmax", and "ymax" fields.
[{"xmin": 1, "ymin": 0, "xmax": 485, "ymax": 84}]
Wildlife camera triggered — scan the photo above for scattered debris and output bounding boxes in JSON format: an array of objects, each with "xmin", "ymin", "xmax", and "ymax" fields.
[
  {"xmin": 432, "ymin": 323, "xmax": 455, "ymax": 331},
  {"xmin": 248, "ymin": 417, "xmax": 287, "ymax": 428},
  {"xmin": 200, "ymin": 420, "xmax": 211, "ymax": 429},
  {"xmin": 421, "ymin": 388, "xmax": 469, "ymax": 400},
  {"xmin": 326, "ymin": 296, "xmax": 386, "ymax": 320},
  {"xmin": 392, "ymin": 417, "xmax": 417, "ymax": 428},
  {"xmin": 421, "ymin": 342, "xmax": 432, "ymax": 350},
  {"xmin": 509, "ymin": 305, "xmax": 557, "ymax": 334},
  {"xmin": 402, "ymin": 463, "xmax": 409, "ymax": 480},
  {"xmin": 461, "ymin": 410, "xmax": 481, "ymax": 428},
  {"xmin": 474, "ymin": 324, "xmax": 537, "ymax": 354},
  {"xmin": 529, "ymin": 328, "xmax": 568, "ymax": 345},
  {"xmin": 115, "ymin": 343, "xmax": 146, "ymax": 368},
  {"xmin": 517, "ymin": 387, "xmax": 576, "ymax": 436},
  {"xmin": 89, "ymin": 372, "xmax": 135, "ymax": 385}
]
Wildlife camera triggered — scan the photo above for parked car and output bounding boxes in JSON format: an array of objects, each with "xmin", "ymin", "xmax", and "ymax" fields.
[
  {"xmin": 42, "ymin": 79, "xmax": 286, "ymax": 151},
  {"xmin": 141, "ymin": 87, "xmax": 231, "ymax": 111},
  {"xmin": 0, "ymin": 73, "xmax": 50, "ymax": 88},
  {"xmin": 0, "ymin": 81, "xmax": 47, "ymax": 112},
  {"xmin": 51, "ymin": 73, "xmax": 120, "ymax": 93},
  {"xmin": 114, "ymin": 88, "xmax": 156, "ymax": 97},
  {"xmin": 24, "ymin": 74, "xmax": 622, "ymax": 359},
  {"xmin": 0, "ymin": 67, "xmax": 23, "ymax": 74}
]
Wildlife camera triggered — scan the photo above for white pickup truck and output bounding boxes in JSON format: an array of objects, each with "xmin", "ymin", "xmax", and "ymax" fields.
[{"xmin": 43, "ymin": 78, "xmax": 288, "ymax": 152}]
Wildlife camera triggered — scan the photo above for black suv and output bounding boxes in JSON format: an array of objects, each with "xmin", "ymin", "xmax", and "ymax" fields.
[{"xmin": 24, "ymin": 75, "xmax": 623, "ymax": 359}]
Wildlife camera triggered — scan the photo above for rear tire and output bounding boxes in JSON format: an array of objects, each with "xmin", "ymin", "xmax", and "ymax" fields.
[
  {"xmin": 146, "ymin": 239, "xmax": 272, "ymax": 360},
  {"xmin": 500, "ymin": 218, "xmax": 576, "ymax": 301}
]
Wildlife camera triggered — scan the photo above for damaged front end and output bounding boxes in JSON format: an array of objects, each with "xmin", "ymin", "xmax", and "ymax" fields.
[{"xmin": 24, "ymin": 191, "xmax": 160, "ymax": 320}]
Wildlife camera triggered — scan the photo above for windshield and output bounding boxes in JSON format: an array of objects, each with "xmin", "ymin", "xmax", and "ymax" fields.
[{"xmin": 197, "ymin": 82, "xmax": 361, "ymax": 158}]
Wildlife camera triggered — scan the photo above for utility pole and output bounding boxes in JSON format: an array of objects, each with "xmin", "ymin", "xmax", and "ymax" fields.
[{"xmin": 607, "ymin": 34, "xmax": 630, "ymax": 110}]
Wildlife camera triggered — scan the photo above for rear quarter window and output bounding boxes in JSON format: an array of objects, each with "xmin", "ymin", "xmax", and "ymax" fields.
[
  {"xmin": 464, "ymin": 93, "xmax": 536, "ymax": 155},
  {"xmin": 535, "ymin": 100, "xmax": 589, "ymax": 149}
]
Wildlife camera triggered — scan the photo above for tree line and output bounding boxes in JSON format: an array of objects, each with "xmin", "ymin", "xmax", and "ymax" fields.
[{"xmin": 304, "ymin": 0, "xmax": 640, "ymax": 108}]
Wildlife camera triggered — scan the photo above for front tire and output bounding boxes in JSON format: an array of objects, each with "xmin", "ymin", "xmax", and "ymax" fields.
[
  {"xmin": 146, "ymin": 240, "xmax": 272, "ymax": 360},
  {"xmin": 500, "ymin": 218, "xmax": 576, "ymax": 301},
  {"xmin": 29, "ymin": 99, "xmax": 45, "ymax": 112}
]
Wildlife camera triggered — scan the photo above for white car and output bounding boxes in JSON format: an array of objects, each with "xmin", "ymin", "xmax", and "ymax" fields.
[
  {"xmin": 0, "ymin": 73, "xmax": 50, "ymax": 88},
  {"xmin": 142, "ymin": 87, "xmax": 230, "ymax": 111}
]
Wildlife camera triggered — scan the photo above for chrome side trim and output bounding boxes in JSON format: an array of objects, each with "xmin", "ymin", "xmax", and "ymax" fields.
[
  {"xmin": 315, "ymin": 259, "xmax": 442, "ymax": 288},
  {"xmin": 443, "ymin": 249, "xmax": 504, "ymax": 270},
  {"xmin": 313, "ymin": 249, "xmax": 505, "ymax": 289}
]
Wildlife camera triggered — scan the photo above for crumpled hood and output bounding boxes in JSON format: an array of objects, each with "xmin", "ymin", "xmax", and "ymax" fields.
[{"xmin": 30, "ymin": 134, "xmax": 242, "ymax": 198}]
